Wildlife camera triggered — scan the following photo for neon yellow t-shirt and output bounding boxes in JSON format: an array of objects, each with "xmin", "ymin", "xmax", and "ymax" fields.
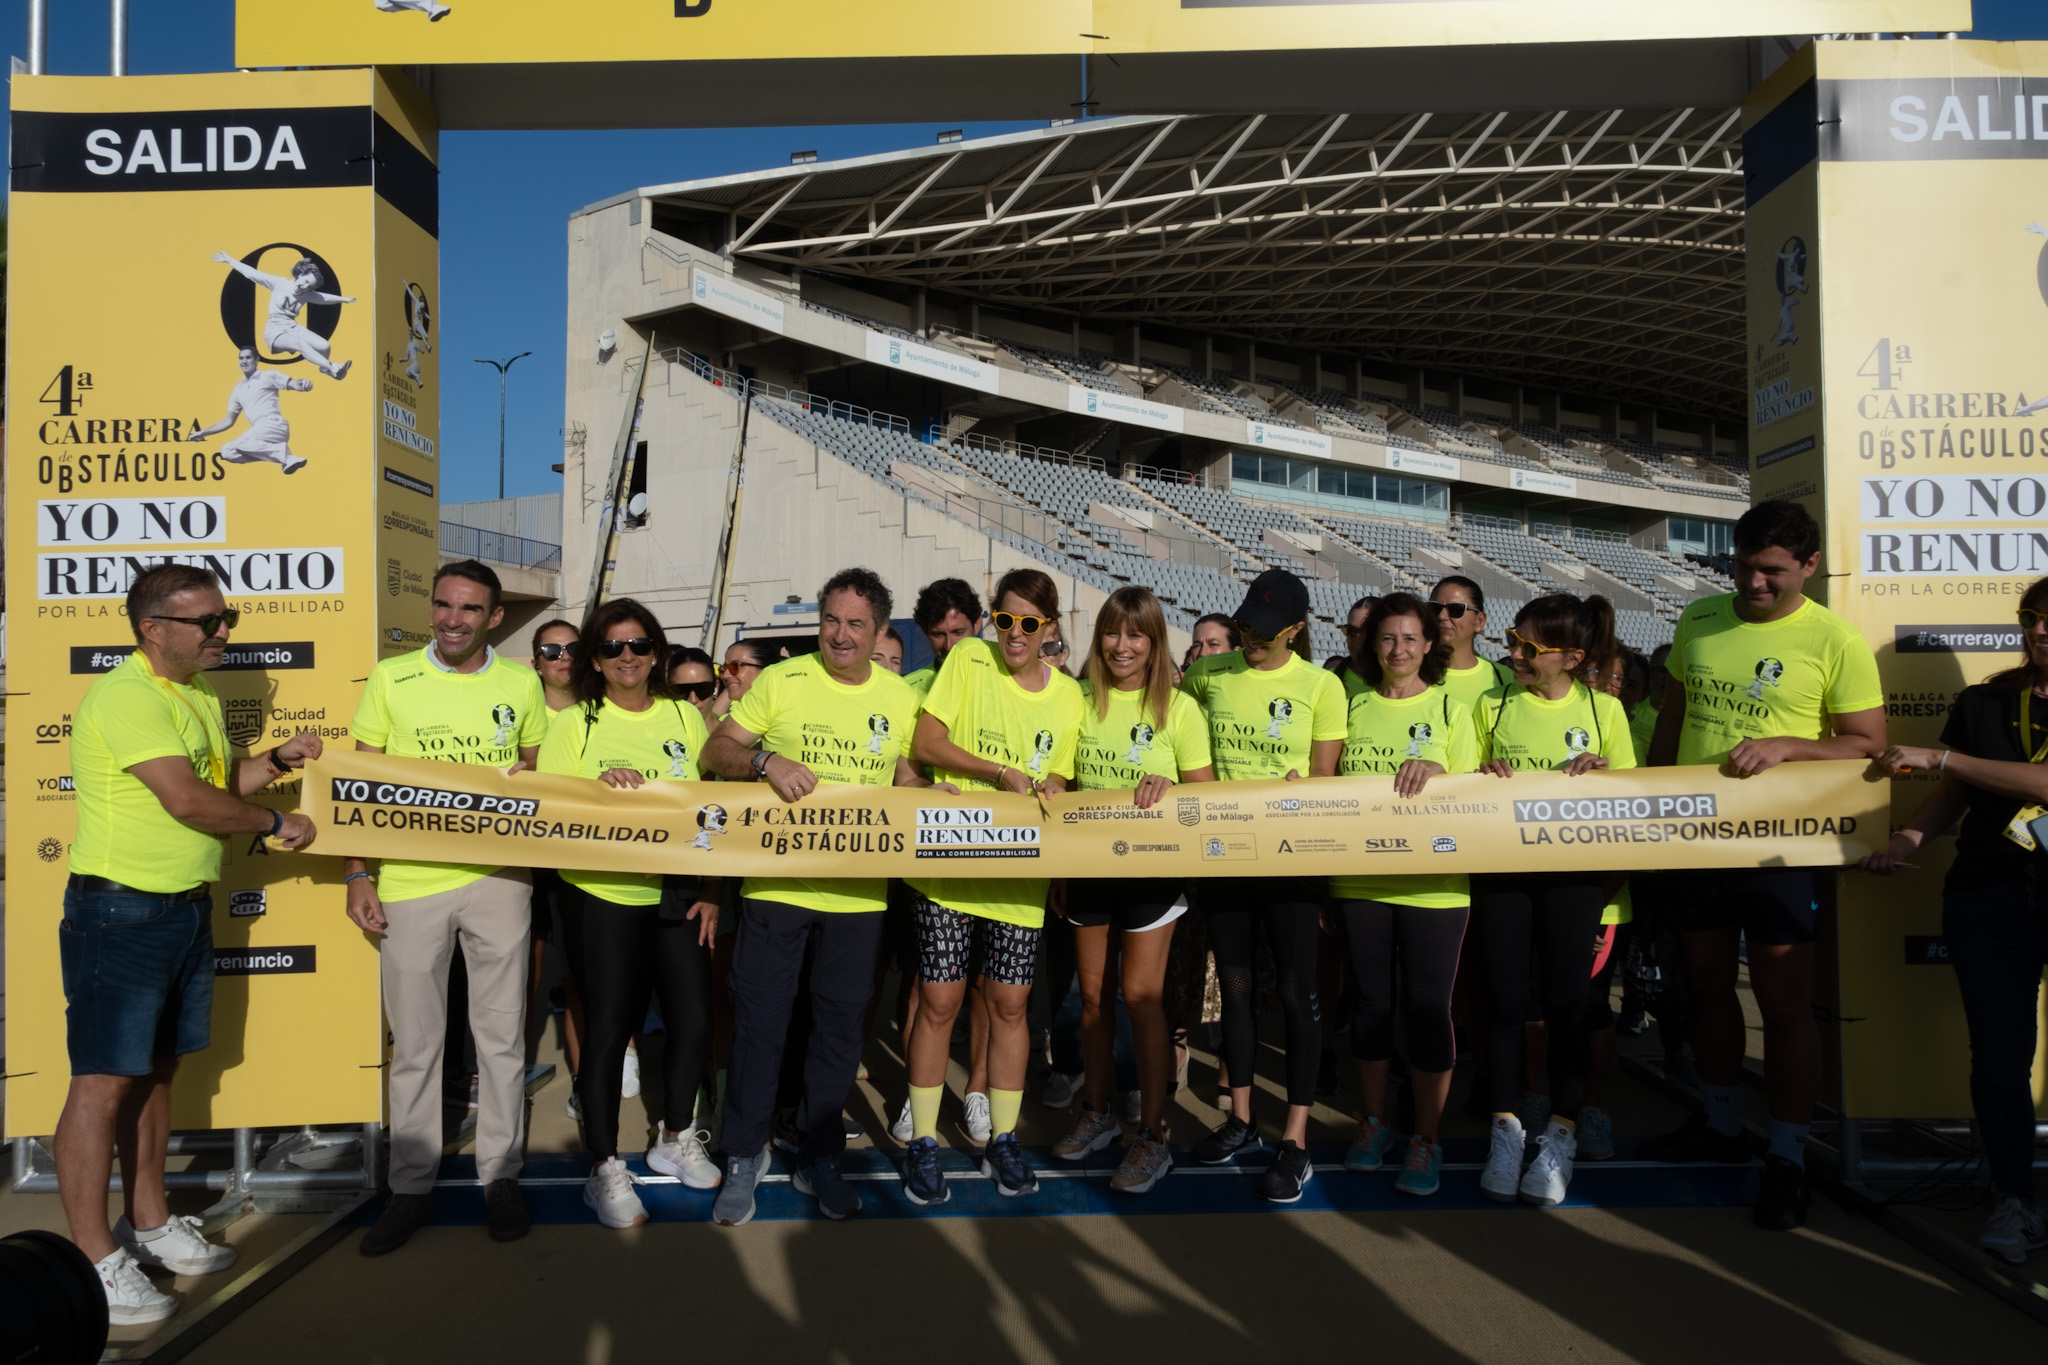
[
  {"xmin": 537, "ymin": 697, "xmax": 707, "ymax": 906},
  {"xmin": 1443, "ymin": 657, "xmax": 1512, "ymax": 716},
  {"xmin": 1332, "ymin": 685, "xmax": 1479, "ymax": 908},
  {"xmin": 902, "ymin": 664, "xmax": 937, "ymax": 704},
  {"xmin": 1667, "ymin": 594, "xmax": 1884, "ymax": 768},
  {"xmin": 729, "ymin": 653, "xmax": 920, "ymax": 914},
  {"xmin": 349, "ymin": 648, "xmax": 549, "ymax": 902},
  {"xmin": 68, "ymin": 652, "xmax": 230, "ymax": 893},
  {"xmin": 908, "ymin": 638, "xmax": 1085, "ymax": 928},
  {"xmin": 1629, "ymin": 698, "xmax": 1660, "ymax": 767},
  {"xmin": 1179, "ymin": 649, "xmax": 1348, "ymax": 781},
  {"xmin": 1478, "ymin": 683, "xmax": 1638, "ymax": 773},
  {"xmin": 1075, "ymin": 684, "xmax": 1213, "ymax": 788},
  {"xmin": 1603, "ymin": 881, "xmax": 1634, "ymax": 927}
]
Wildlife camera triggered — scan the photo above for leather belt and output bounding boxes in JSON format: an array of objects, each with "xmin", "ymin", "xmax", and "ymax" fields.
[{"xmin": 67, "ymin": 874, "xmax": 209, "ymax": 902}]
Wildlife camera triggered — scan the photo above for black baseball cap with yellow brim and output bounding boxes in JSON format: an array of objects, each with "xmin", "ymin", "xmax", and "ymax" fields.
[{"xmin": 1233, "ymin": 569, "xmax": 1311, "ymax": 641}]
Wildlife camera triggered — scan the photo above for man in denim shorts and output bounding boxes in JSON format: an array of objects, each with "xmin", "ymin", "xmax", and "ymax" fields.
[{"xmin": 56, "ymin": 564, "xmax": 321, "ymax": 1324}]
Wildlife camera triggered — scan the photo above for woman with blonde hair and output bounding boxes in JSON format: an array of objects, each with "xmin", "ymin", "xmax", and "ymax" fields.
[{"xmin": 1051, "ymin": 587, "xmax": 1215, "ymax": 1194}]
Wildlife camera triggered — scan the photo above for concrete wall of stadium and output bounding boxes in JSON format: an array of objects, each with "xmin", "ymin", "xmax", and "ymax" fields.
[{"xmin": 560, "ymin": 201, "xmax": 1138, "ymax": 655}]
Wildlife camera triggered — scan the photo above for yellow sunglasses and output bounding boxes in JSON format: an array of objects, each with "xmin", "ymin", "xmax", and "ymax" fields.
[
  {"xmin": 993, "ymin": 610, "xmax": 1049, "ymax": 635},
  {"xmin": 1504, "ymin": 629, "xmax": 1565, "ymax": 657}
]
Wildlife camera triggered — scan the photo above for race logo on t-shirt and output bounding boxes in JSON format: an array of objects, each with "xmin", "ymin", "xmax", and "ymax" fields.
[
  {"xmin": 1406, "ymin": 721, "xmax": 1433, "ymax": 758},
  {"xmin": 1127, "ymin": 722, "xmax": 1156, "ymax": 764},
  {"xmin": 662, "ymin": 738, "xmax": 691, "ymax": 777},
  {"xmin": 1565, "ymin": 726, "xmax": 1592, "ymax": 757},
  {"xmin": 1748, "ymin": 658, "xmax": 1786, "ymax": 700},
  {"xmin": 1028, "ymin": 728, "xmax": 1056, "ymax": 774},
  {"xmin": 1266, "ymin": 697, "xmax": 1293, "ymax": 738},
  {"xmin": 692, "ymin": 803, "xmax": 728, "ymax": 850},
  {"xmin": 490, "ymin": 703, "xmax": 517, "ymax": 747},
  {"xmin": 867, "ymin": 713, "xmax": 891, "ymax": 754}
]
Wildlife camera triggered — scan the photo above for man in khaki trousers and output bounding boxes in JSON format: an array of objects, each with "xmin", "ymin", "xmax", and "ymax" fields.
[{"xmin": 343, "ymin": 561, "xmax": 548, "ymax": 1254}]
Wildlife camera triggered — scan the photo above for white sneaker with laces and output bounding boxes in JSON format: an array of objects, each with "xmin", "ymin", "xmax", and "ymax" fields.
[
  {"xmin": 1480, "ymin": 1114, "xmax": 1525, "ymax": 1202},
  {"xmin": 116, "ymin": 1213, "xmax": 235, "ymax": 1276},
  {"xmin": 96, "ymin": 1247, "xmax": 177, "ymax": 1326},
  {"xmin": 1978, "ymin": 1195, "xmax": 2048, "ymax": 1265},
  {"xmin": 964, "ymin": 1091, "xmax": 993, "ymax": 1145},
  {"xmin": 1041, "ymin": 1071, "xmax": 1083, "ymax": 1109},
  {"xmin": 584, "ymin": 1155, "xmax": 650, "ymax": 1228},
  {"xmin": 890, "ymin": 1098, "xmax": 915, "ymax": 1143},
  {"xmin": 1521, "ymin": 1122, "xmax": 1577, "ymax": 1207},
  {"xmin": 645, "ymin": 1123, "xmax": 721, "ymax": 1190},
  {"xmin": 622, "ymin": 1047, "xmax": 642, "ymax": 1101}
]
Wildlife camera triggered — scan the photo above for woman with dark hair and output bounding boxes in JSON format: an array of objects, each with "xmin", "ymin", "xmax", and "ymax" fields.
[
  {"xmin": 1180, "ymin": 568, "xmax": 1346, "ymax": 1202},
  {"xmin": 1333, "ymin": 592, "xmax": 1480, "ymax": 1197},
  {"xmin": 718, "ymin": 638, "xmax": 780, "ymax": 719},
  {"xmin": 1862, "ymin": 578, "xmax": 2048, "ymax": 1264},
  {"xmin": 526, "ymin": 617, "xmax": 588, "ymax": 1119},
  {"xmin": 1052, "ymin": 587, "xmax": 1215, "ymax": 1194},
  {"xmin": 1429, "ymin": 576, "xmax": 1511, "ymax": 714},
  {"xmin": 537, "ymin": 598, "xmax": 722, "ymax": 1228},
  {"xmin": 1472, "ymin": 592, "xmax": 1634, "ymax": 1209},
  {"xmin": 1182, "ymin": 613, "xmax": 1241, "ymax": 671},
  {"xmin": 903, "ymin": 568, "xmax": 1086, "ymax": 1206},
  {"xmin": 667, "ymin": 645, "xmax": 721, "ymax": 722}
]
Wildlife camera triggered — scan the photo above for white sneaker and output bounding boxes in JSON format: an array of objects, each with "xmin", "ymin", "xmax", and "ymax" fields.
[
  {"xmin": 583, "ymin": 1156, "xmax": 649, "ymax": 1229},
  {"xmin": 116, "ymin": 1213, "xmax": 235, "ymax": 1276},
  {"xmin": 1041, "ymin": 1071, "xmax": 1083, "ymax": 1109},
  {"xmin": 622, "ymin": 1047, "xmax": 642, "ymax": 1101},
  {"xmin": 96, "ymin": 1247, "xmax": 177, "ymax": 1326},
  {"xmin": 1480, "ymin": 1114, "xmax": 1526, "ymax": 1202},
  {"xmin": 1521, "ymin": 1122, "xmax": 1577, "ymax": 1207},
  {"xmin": 964, "ymin": 1091, "xmax": 993, "ymax": 1145},
  {"xmin": 1122, "ymin": 1090, "xmax": 1144, "ymax": 1125},
  {"xmin": 890, "ymin": 1098, "xmax": 915, "ymax": 1143},
  {"xmin": 646, "ymin": 1124, "xmax": 721, "ymax": 1191},
  {"xmin": 1979, "ymin": 1195, "xmax": 2048, "ymax": 1265}
]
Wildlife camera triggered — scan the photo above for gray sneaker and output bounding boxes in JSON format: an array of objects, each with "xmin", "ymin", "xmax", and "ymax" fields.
[
  {"xmin": 793, "ymin": 1154, "xmax": 863, "ymax": 1220},
  {"xmin": 713, "ymin": 1150, "xmax": 765, "ymax": 1227}
]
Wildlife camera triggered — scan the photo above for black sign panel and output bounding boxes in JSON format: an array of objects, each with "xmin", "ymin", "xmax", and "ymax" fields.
[
  {"xmin": 71, "ymin": 641, "xmax": 317, "ymax": 674},
  {"xmin": 215, "ymin": 944, "xmax": 316, "ymax": 975}
]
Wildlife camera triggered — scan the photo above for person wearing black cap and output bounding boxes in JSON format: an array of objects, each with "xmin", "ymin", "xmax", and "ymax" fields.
[{"xmin": 1177, "ymin": 568, "xmax": 1346, "ymax": 1201}]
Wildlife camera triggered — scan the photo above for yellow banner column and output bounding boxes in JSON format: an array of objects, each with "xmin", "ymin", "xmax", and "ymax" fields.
[
  {"xmin": 1746, "ymin": 39, "xmax": 2048, "ymax": 1120},
  {"xmin": 3, "ymin": 70, "xmax": 439, "ymax": 1136}
]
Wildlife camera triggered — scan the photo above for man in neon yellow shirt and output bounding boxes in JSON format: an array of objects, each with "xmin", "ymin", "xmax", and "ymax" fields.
[
  {"xmin": 900, "ymin": 577, "xmax": 982, "ymax": 703},
  {"xmin": 58, "ymin": 565, "xmax": 321, "ymax": 1325},
  {"xmin": 344, "ymin": 561, "xmax": 548, "ymax": 1255},
  {"xmin": 1640, "ymin": 502, "xmax": 1885, "ymax": 1232},
  {"xmin": 701, "ymin": 568, "xmax": 936, "ymax": 1224}
]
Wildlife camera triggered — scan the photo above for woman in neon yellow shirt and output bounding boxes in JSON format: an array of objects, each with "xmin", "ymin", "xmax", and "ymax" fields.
[
  {"xmin": 1472, "ymin": 592, "xmax": 1634, "ymax": 1211},
  {"xmin": 1053, "ymin": 586, "xmax": 1215, "ymax": 1195},
  {"xmin": 1332, "ymin": 592, "xmax": 1480, "ymax": 1198},
  {"xmin": 537, "ymin": 599, "xmax": 721, "ymax": 1230},
  {"xmin": 1179, "ymin": 569, "xmax": 1345, "ymax": 1204},
  {"xmin": 904, "ymin": 567, "xmax": 1086, "ymax": 1205}
]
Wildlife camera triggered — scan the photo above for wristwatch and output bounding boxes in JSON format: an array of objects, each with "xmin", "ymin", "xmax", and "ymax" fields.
[{"xmin": 751, "ymin": 749, "xmax": 773, "ymax": 779}]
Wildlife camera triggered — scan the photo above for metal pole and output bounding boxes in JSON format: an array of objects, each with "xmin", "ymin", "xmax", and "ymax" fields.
[
  {"xmin": 27, "ymin": 0, "xmax": 47, "ymax": 74},
  {"xmin": 110, "ymin": 0, "xmax": 128, "ymax": 75},
  {"xmin": 474, "ymin": 353, "xmax": 532, "ymax": 502}
]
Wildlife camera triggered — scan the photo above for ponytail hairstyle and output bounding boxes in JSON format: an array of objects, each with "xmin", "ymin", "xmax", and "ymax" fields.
[
  {"xmin": 1983, "ymin": 574, "xmax": 2048, "ymax": 693},
  {"xmin": 1086, "ymin": 586, "xmax": 1177, "ymax": 728},
  {"xmin": 1513, "ymin": 592, "xmax": 1617, "ymax": 679}
]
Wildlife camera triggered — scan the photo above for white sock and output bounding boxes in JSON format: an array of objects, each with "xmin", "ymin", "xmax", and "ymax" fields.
[
  {"xmin": 131, "ymin": 1220, "xmax": 168, "ymax": 1241},
  {"xmin": 1768, "ymin": 1120, "xmax": 1809, "ymax": 1167},
  {"xmin": 1703, "ymin": 1084, "xmax": 1743, "ymax": 1137}
]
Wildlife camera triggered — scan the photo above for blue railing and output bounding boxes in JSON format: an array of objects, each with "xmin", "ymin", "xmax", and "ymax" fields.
[{"xmin": 440, "ymin": 522, "xmax": 562, "ymax": 572}]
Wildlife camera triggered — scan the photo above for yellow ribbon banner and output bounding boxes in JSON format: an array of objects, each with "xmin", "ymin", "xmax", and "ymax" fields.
[{"xmin": 305, "ymin": 751, "xmax": 1885, "ymax": 879}]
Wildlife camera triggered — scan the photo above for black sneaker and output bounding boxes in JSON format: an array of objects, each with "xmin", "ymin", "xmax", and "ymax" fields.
[
  {"xmin": 359, "ymin": 1193, "xmax": 435, "ymax": 1257},
  {"xmin": 1258, "ymin": 1141, "xmax": 1314, "ymax": 1203},
  {"xmin": 1636, "ymin": 1114, "xmax": 1754, "ymax": 1164},
  {"xmin": 1753, "ymin": 1154, "xmax": 1809, "ymax": 1231},
  {"xmin": 980, "ymin": 1133, "xmax": 1040, "ymax": 1197},
  {"xmin": 841, "ymin": 1112, "xmax": 864, "ymax": 1142},
  {"xmin": 1617, "ymin": 1004, "xmax": 1649, "ymax": 1036},
  {"xmin": 485, "ymin": 1179, "xmax": 530, "ymax": 1242},
  {"xmin": 1190, "ymin": 1114, "xmax": 1265, "ymax": 1166}
]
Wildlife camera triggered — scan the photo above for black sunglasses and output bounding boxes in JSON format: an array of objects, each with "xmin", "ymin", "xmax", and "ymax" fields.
[
  {"xmin": 1426, "ymin": 601, "xmax": 1475, "ymax": 620},
  {"xmin": 149, "ymin": 609, "xmax": 240, "ymax": 636},
  {"xmin": 598, "ymin": 637, "xmax": 657, "ymax": 658},
  {"xmin": 671, "ymin": 678, "xmax": 718, "ymax": 700},
  {"xmin": 535, "ymin": 642, "xmax": 572, "ymax": 662}
]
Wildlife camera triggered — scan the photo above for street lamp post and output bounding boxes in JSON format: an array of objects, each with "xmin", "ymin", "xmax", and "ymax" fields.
[{"xmin": 474, "ymin": 352, "xmax": 533, "ymax": 501}]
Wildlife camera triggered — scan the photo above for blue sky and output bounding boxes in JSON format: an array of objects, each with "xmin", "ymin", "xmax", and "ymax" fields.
[{"xmin": 6, "ymin": 1, "xmax": 2045, "ymax": 507}]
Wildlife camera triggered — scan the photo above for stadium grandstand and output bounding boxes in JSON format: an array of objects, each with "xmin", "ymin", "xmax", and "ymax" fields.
[{"xmin": 560, "ymin": 111, "xmax": 1748, "ymax": 659}]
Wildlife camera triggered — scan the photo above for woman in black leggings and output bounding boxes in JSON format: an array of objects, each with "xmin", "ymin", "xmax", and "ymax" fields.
[
  {"xmin": 1179, "ymin": 570, "xmax": 1346, "ymax": 1203},
  {"xmin": 537, "ymin": 598, "xmax": 722, "ymax": 1228},
  {"xmin": 1472, "ymin": 593, "xmax": 1634, "ymax": 1208},
  {"xmin": 1863, "ymin": 576, "xmax": 2048, "ymax": 1266}
]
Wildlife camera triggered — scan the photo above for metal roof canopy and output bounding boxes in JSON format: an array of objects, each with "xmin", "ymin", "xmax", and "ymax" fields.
[{"xmin": 629, "ymin": 109, "xmax": 1747, "ymax": 420}]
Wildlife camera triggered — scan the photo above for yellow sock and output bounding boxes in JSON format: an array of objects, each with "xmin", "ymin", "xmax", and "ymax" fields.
[
  {"xmin": 989, "ymin": 1088, "xmax": 1024, "ymax": 1138},
  {"xmin": 909, "ymin": 1085, "xmax": 944, "ymax": 1141}
]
